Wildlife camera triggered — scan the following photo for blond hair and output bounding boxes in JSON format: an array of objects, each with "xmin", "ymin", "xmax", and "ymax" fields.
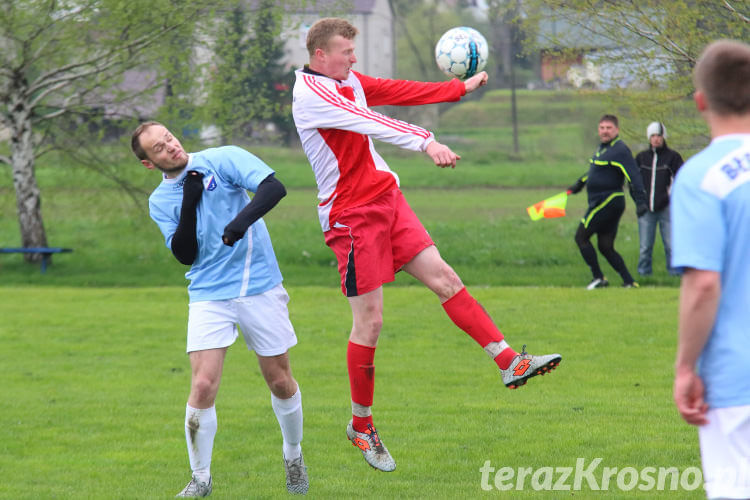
[{"xmin": 306, "ymin": 17, "xmax": 358, "ymax": 56}]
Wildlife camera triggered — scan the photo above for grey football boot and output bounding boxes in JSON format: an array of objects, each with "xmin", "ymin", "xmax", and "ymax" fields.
[
  {"xmin": 346, "ymin": 420, "xmax": 396, "ymax": 472},
  {"xmin": 501, "ymin": 345, "xmax": 561, "ymax": 389},
  {"xmin": 176, "ymin": 475, "xmax": 212, "ymax": 497},
  {"xmin": 284, "ymin": 453, "xmax": 309, "ymax": 494}
]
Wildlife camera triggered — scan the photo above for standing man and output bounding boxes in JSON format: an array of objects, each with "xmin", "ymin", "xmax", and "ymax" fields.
[
  {"xmin": 131, "ymin": 122, "xmax": 308, "ymax": 496},
  {"xmin": 568, "ymin": 115, "xmax": 648, "ymax": 289},
  {"xmin": 672, "ymin": 39, "xmax": 750, "ymax": 500},
  {"xmin": 634, "ymin": 122, "xmax": 683, "ymax": 276},
  {"xmin": 292, "ymin": 17, "xmax": 561, "ymax": 472}
]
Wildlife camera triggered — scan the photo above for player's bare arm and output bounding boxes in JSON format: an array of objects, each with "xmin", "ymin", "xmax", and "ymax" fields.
[
  {"xmin": 673, "ymin": 268, "xmax": 720, "ymax": 426},
  {"xmin": 426, "ymin": 141, "xmax": 460, "ymax": 168},
  {"xmin": 464, "ymin": 71, "xmax": 488, "ymax": 94}
]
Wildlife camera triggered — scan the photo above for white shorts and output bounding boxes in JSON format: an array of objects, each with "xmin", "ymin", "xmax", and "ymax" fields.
[
  {"xmin": 698, "ymin": 405, "xmax": 750, "ymax": 499},
  {"xmin": 186, "ymin": 283, "xmax": 297, "ymax": 356}
]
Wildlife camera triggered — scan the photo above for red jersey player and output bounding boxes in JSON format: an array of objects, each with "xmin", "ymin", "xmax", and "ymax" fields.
[{"xmin": 292, "ymin": 17, "xmax": 562, "ymax": 472}]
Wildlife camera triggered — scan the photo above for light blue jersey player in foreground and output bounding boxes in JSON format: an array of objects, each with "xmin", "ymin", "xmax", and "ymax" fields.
[
  {"xmin": 131, "ymin": 122, "xmax": 308, "ymax": 497},
  {"xmin": 671, "ymin": 40, "xmax": 750, "ymax": 500}
]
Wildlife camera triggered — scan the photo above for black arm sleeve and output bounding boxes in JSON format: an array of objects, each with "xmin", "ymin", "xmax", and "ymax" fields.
[
  {"xmin": 171, "ymin": 171, "xmax": 204, "ymax": 265},
  {"xmin": 568, "ymin": 174, "xmax": 587, "ymax": 194},
  {"xmin": 618, "ymin": 146, "xmax": 648, "ymax": 208},
  {"xmin": 672, "ymin": 151, "xmax": 685, "ymax": 175},
  {"xmin": 222, "ymin": 175, "xmax": 287, "ymax": 247}
]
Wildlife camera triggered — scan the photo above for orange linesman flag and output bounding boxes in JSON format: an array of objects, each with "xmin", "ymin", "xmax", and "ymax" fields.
[{"xmin": 527, "ymin": 191, "xmax": 569, "ymax": 221}]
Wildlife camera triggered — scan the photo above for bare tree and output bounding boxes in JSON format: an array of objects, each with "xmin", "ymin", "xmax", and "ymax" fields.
[
  {"xmin": 0, "ymin": 0, "xmax": 215, "ymax": 260},
  {"xmin": 523, "ymin": 0, "xmax": 749, "ymax": 136},
  {"xmin": 487, "ymin": 0, "xmax": 522, "ymax": 154}
]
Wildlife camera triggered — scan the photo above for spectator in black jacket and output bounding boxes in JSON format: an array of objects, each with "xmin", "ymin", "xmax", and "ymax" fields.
[
  {"xmin": 568, "ymin": 114, "xmax": 648, "ymax": 289},
  {"xmin": 634, "ymin": 122, "xmax": 684, "ymax": 276}
]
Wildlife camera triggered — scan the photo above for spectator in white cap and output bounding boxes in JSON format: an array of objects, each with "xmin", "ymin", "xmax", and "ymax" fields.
[{"xmin": 634, "ymin": 121, "xmax": 684, "ymax": 276}]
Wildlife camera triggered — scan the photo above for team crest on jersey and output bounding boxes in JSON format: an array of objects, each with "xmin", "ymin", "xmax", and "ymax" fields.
[{"xmin": 203, "ymin": 174, "xmax": 217, "ymax": 191}]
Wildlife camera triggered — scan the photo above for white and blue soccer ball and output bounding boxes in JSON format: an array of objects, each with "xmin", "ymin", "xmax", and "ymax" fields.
[{"xmin": 434, "ymin": 27, "xmax": 488, "ymax": 80}]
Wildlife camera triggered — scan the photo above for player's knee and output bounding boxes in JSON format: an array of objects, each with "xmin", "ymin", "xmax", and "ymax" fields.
[
  {"xmin": 351, "ymin": 315, "xmax": 382, "ymax": 345},
  {"xmin": 574, "ymin": 232, "xmax": 587, "ymax": 247},
  {"xmin": 430, "ymin": 263, "xmax": 463, "ymax": 300},
  {"xmin": 359, "ymin": 303, "xmax": 383, "ymax": 331},
  {"xmin": 442, "ymin": 273, "xmax": 464, "ymax": 300},
  {"xmin": 362, "ymin": 315, "xmax": 383, "ymax": 337},
  {"xmin": 191, "ymin": 375, "xmax": 219, "ymax": 402},
  {"xmin": 267, "ymin": 373, "xmax": 296, "ymax": 398},
  {"xmin": 597, "ymin": 241, "xmax": 614, "ymax": 255}
]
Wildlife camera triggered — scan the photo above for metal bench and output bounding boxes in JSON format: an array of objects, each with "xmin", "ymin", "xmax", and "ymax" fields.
[{"xmin": 0, "ymin": 247, "xmax": 73, "ymax": 273}]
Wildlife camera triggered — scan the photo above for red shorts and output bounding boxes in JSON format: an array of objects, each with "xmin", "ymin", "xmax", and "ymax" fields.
[{"xmin": 324, "ymin": 189, "xmax": 434, "ymax": 297}]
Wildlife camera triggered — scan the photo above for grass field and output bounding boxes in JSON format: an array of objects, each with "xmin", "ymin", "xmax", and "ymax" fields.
[
  {"xmin": 0, "ymin": 156, "xmax": 680, "ymax": 288},
  {"xmin": 1, "ymin": 286, "xmax": 702, "ymax": 499},
  {"xmin": 0, "ymin": 89, "xmax": 705, "ymax": 498}
]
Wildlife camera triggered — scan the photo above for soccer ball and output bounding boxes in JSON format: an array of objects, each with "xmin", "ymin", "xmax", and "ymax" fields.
[{"xmin": 434, "ymin": 27, "xmax": 488, "ymax": 80}]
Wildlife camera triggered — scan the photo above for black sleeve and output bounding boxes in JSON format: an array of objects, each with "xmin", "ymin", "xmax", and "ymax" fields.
[
  {"xmin": 222, "ymin": 175, "xmax": 287, "ymax": 247},
  {"xmin": 611, "ymin": 145, "xmax": 647, "ymax": 215},
  {"xmin": 171, "ymin": 171, "xmax": 204, "ymax": 265},
  {"xmin": 671, "ymin": 151, "xmax": 685, "ymax": 175},
  {"xmin": 620, "ymin": 148, "xmax": 647, "ymax": 207},
  {"xmin": 568, "ymin": 174, "xmax": 587, "ymax": 194}
]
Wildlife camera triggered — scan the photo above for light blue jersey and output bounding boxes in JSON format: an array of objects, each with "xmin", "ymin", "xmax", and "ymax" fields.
[
  {"xmin": 149, "ymin": 146, "xmax": 283, "ymax": 302},
  {"xmin": 671, "ymin": 134, "xmax": 750, "ymax": 408}
]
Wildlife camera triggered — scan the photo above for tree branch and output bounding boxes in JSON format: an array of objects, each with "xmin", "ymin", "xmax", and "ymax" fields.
[
  {"xmin": 387, "ymin": 0, "xmax": 430, "ymax": 79},
  {"xmin": 616, "ymin": 16, "xmax": 694, "ymax": 64},
  {"xmin": 50, "ymin": 137, "xmax": 151, "ymax": 210},
  {"xmin": 546, "ymin": 2, "xmax": 696, "ymax": 65},
  {"xmin": 723, "ymin": 0, "xmax": 750, "ymax": 23},
  {"xmin": 27, "ymin": 6, "xmax": 202, "ymax": 98},
  {"xmin": 28, "ymin": 41, "xmax": 144, "ymax": 97},
  {"xmin": 23, "ymin": 0, "xmax": 99, "ymax": 46}
]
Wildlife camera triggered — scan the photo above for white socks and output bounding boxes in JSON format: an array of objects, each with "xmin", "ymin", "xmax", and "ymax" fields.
[
  {"xmin": 184, "ymin": 405, "xmax": 217, "ymax": 483},
  {"xmin": 183, "ymin": 388, "xmax": 302, "ymax": 479},
  {"xmin": 271, "ymin": 388, "xmax": 303, "ymax": 460}
]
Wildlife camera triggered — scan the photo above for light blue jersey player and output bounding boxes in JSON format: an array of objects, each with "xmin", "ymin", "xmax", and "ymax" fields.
[
  {"xmin": 671, "ymin": 40, "xmax": 750, "ymax": 500},
  {"xmin": 148, "ymin": 145, "xmax": 282, "ymax": 301},
  {"xmin": 132, "ymin": 122, "xmax": 309, "ymax": 497},
  {"xmin": 672, "ymin": 134, "xmax": 750, "ymax": 409}
]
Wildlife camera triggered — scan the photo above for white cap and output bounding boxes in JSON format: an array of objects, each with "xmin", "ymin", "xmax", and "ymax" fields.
[{"xmin": 646, "ymin": 121, "xmax": 666, "ymax": 138}]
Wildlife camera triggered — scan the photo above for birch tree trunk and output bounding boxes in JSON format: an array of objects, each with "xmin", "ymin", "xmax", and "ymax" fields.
[
  {"xmin": 0, "ymin": 0, "xmax": 221, "ymax": 266},
  {"xmin": 8, "ymin": 80, "xmax": 47, "ymax": 261}
]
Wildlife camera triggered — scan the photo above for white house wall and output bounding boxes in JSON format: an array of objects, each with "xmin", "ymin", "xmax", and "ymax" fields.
[{"xmin": 282, "ymin": 0, "xmax": 394, "ymax": 78}]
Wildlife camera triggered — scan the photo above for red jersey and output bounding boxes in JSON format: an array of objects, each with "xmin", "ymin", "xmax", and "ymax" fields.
[{"xmin": 292, "ymin": 68, "xmax": 465, "ymax": 231}]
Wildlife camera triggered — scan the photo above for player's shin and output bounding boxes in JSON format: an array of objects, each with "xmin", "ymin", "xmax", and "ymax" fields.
[
  {"xmin": 442, "ymin": 287, "xmax": 518, "ymax": 369},
  {"xmin": 347, "ymin": 341, "xmax": 375, "ymax": 432},
  {"xmin": 271, "ymin": 389, "xmax": 303, "ymax": 460},
  {"xmin": 184, "ymin": 405, "xmax": 217, "ymax": 483}
]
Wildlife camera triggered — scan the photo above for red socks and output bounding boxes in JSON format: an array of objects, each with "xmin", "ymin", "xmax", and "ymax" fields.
[
  {"xmin": 347, "ymin": 288, "xmax": 516, "ymax": 433},
  {"xmin": 442, "ymin": 287, "xmax": 517, "ymax": 369},
  {"xmin": 347, "ymin": 341, "xmax": 375, "ymax": 432}
]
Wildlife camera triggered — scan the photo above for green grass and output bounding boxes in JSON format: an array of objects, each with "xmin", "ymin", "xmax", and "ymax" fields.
[
  {"xmin": 0, "ymin": 164, "xmax": 679, "ymax": 288},
  {"xmin": 0, "ymin": 286, "xmax": 701, "ymax": 499}
]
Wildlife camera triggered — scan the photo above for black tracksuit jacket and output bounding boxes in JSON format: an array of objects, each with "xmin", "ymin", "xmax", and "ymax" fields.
[
  {"xmin": 569, "ymin": 136, "xmax": 648, "ymax": 210},
  {"xmin": 634, "ymin": 141, "xmax": 684, "ymax": 212}
]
